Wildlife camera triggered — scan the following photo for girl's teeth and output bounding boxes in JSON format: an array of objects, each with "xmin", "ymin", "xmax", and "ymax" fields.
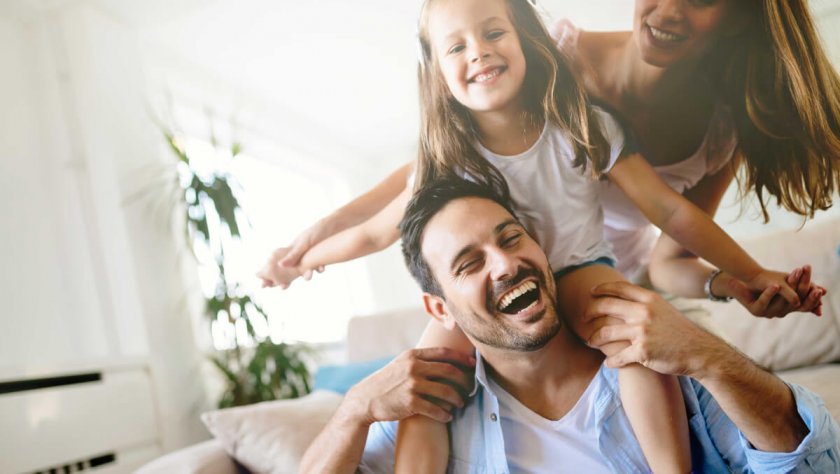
[{"xmin": 475, "ymin": 69, "xmax": 500, "ymax": 83}]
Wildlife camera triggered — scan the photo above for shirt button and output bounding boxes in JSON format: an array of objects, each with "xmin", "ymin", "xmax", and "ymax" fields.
[{"xmin": 490, "ymin": 413, "xmax": 498, "ymax": 422}]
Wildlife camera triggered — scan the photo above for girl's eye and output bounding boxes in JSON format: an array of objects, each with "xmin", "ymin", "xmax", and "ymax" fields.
[
  {"xmin": 448, "ymin": 44, "xmax": 465, "ymax": 55},
  {"xmin": 486, "ymin": 30, "xmax": 505, "ymax": 40}
]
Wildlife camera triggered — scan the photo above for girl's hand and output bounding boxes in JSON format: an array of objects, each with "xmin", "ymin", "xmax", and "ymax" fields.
[
  {"xmin": 257, "ymin": 247, "xmax": 304, "ymax": 290},
  {"xmin": 280, "ymin": 221, "xmax": 329, "ymax": 278},
  {"xmin": 718, "ymin": 267, "xmax": 825, "ymax": 318}
]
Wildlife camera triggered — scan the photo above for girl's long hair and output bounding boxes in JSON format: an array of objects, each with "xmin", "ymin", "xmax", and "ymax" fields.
[
  {"xmin": 708, "ymin": 0, "xmax": 840, "ymax": 220},
  {"xmin": 414, "ymin": 0, "xmax": 611, "ymax": 196}
]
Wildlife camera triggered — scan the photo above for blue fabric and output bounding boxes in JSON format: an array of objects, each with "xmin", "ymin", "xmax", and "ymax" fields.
[
  {"xmin": 553, "ymin": 255, "xmax": 616, "ymax": 280},
  {"xmin": 314, "ymin": 357, "xmax": 393, "ymax": 395},
  {"xmin": 359, "ymin": 352, "xmax": 840, "ymax": 473}
]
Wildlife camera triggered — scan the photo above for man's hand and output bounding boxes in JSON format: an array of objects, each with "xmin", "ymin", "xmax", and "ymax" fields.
[
  {"xmin": 586, "ymin": 281, "xmax": 726, "ymax": 378},
  {"xmin": 343, "ymin": 348, "xmax": 476, "ymax": 426}
]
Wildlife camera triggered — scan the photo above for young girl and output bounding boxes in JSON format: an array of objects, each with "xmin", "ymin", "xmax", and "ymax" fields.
[{"xmin": 259, "ymin": 0, "xmax": 823, "ymax": 471}]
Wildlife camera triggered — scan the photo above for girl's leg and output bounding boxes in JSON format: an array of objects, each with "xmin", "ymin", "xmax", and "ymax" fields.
[
  {"xmin": 557, "ymin": 263, "xmax": 691, "ymax": 474},
  {"xmin": 394, "ymin": 319, "xmax": 474, "ymax": 474}
]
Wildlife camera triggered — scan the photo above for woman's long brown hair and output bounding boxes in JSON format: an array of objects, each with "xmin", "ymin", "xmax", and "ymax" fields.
[{"xmin": 708, "ymin": 0, "xmax": 840, "ymax": 220}]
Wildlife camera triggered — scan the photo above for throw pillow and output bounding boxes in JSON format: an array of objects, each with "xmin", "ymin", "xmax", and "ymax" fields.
[{"xmin": 202, "ymin": 390, "xmax": 343, "ymax": 474}]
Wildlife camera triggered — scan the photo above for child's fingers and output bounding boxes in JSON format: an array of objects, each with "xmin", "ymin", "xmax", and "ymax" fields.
[
  {"xmin": 786, "ymin": 267, "xmax": 800, "ymax": 288},
  {"xmin": 279, "ymin": 246, "xmax": 304, "ymax": 267},
  {"xmin": 801, "ymin": 287, "xmax": 824, "ymax": 315},
  {"xmin": 796, "ymin": 265, "xmax": 812, "ymax": 297},
  {"xmin": 302, "ymin": 269, "xmax": 314, "ymax": 281},
  {"xmin": 776, "ymin": 284, "xmax": 800, "ymax": 307},
  {"xmin": 749, "ymin": 285, "xmax": 780, "ymax": 316}
]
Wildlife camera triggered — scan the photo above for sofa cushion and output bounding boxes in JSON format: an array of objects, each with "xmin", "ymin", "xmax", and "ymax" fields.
[
  {"xmin": 777, "ymin": 364, "xmax": 840, "ymax": 424},
  {"xmin": 700, "ymin": 216, "xmax": 840, "ymax": 371},
  {"xmin": 201, "ymin": 390, "xmax": 343, "ymax": 474},
  {"xmin": 314, "ymin": 356, "xmax": 393, "ymax": 394},
  {"xmin": 136, "ymin": 439, "xmax": 238, "ymax": 474}
]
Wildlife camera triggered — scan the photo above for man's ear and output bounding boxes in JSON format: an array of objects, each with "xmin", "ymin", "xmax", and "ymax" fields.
[{"xmin": 422, "ymin": 293, "xmax": 457, "ymax": 330}]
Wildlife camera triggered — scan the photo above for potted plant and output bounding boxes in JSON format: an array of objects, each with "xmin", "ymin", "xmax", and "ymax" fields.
[{"xmin": 161, "ymin": 123, "xmax": 312, "ymax": 408}]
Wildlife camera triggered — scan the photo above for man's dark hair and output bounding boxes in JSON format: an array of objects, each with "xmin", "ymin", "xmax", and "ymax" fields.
[{"xmin": 399, "ymin": 177, "xmax": 516, "ymax": 297}]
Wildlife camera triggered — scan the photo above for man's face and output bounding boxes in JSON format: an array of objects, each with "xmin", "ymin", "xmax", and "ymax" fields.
[{"xmin": 421, "ymin": 197, "xmax": 560, "ymax": 351}]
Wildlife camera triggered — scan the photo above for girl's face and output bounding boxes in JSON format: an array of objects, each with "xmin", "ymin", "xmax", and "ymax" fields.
[
  {"xmin": 634, "ymin": 0, "xmax": 743, "ymax": 67},
  {"xmin": 427, "ymin": 0, "xmax": 527, "ymax": 114}
]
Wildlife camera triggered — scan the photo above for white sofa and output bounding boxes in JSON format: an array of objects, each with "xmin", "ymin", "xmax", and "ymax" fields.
[{"xmin": 138, "ymin": 217, "xmax": 840, "ymax": 474}]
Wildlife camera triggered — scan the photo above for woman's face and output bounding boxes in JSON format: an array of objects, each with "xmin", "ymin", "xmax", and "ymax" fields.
[{"xmin": 633, "ymin": 0, "xmax": 744, "ymax": 68}]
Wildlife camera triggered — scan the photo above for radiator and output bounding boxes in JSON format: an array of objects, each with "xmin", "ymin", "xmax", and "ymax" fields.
[{"xmin": 0, "ymin": 361, "xmax": 162, "ymax": 473}]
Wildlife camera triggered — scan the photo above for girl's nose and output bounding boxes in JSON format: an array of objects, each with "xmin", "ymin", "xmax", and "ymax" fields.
[{"xmin": 468, "ymin": 42, "xmax": 491, "ymax": 63}]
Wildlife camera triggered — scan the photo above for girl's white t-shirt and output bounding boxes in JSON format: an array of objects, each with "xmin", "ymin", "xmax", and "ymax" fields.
[{"xmin": 474, "ymin": 107, "xmax": 625, "ymax": 271}]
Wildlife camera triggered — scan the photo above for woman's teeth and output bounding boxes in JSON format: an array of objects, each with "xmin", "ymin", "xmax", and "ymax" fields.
[{"xmin": 649, "ymin": 26, "xmax": 683, "ymax": 43}]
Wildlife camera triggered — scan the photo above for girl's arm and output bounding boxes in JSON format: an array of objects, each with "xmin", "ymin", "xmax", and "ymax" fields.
[
  {"xmin": 258, "ymin": 187, "xmax": 409, "ymax": 289},
  {"xmin": 647, "ymin": 157, "xmax": 735, "ymax": 296},
  {"xmin": 298, "ymin": 186, "xmax": 409, "ymax": 271},
  {"xmin": 280, "ymin": 161, "xmax": 413, "ymax": 268},
  {"xmin": 646, "ymin": 156, "xmax": 824, "ymax": 316},
  {"xmin": 607, "ymin": 153, "xmax": 802, "ymax": 305}
]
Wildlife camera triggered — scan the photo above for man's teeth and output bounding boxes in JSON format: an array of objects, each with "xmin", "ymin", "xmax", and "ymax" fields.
[
  {"xmin": 474, "ymin": 68, "xmax": 501, "ymax": 83},
  {"xmin": 649, "ymin": 26, "xmax": 682, "ymax": 42},
  {"xmin": 498, "ymin": 281, "xmax": 537, "ymax": 311}
]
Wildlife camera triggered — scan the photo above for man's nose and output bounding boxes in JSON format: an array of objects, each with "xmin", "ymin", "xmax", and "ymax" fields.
[{"xmin": 487, "ymin": 247, "xmax": 518, "ymax": 281}]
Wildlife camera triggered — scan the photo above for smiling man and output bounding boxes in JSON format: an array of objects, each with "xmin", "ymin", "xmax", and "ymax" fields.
[{"xmin": 300, "ymin": 178, "xmax": 839, "ymax": 473}]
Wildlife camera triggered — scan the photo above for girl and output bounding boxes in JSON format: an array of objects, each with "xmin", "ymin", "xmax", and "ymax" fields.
[{"xmin": 259, "ymin": 0, "xmax": 823, "ymax": 471}]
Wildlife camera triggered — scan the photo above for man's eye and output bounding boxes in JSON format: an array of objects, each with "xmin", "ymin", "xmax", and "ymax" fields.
[
  {"xmin": 457, "ymin": 259, "xmax": 480, "ymax": 274},
  {"xmin": 501, "ymin": 234, "xmax": 521, "ymax": 248},
  {"xmin": 486, "ymin": 30, "xmax": 505, "ymax": 40}
]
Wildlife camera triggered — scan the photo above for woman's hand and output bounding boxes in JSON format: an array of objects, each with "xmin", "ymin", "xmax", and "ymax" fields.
[{"xmin": 715, "ymin": 266, "xmax": 825, "ymax": 318}]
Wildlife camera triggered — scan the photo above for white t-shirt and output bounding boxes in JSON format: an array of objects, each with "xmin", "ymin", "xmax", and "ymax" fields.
[
  {"xmin": 551, "ymin": 19, "xmax": 739, "ymax": 279},
  {"xmin": 474, "ymin": 107, "xmax": 625, "ymax": 270},
  {"xmin": 487, "ymin": 372, "xmax": 612, "ymax": 473}
]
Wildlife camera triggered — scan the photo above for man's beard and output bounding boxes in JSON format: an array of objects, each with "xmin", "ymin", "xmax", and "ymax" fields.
[{"xmin": 454, "ymin": 266, "xmax": 561, "ymax": 352}]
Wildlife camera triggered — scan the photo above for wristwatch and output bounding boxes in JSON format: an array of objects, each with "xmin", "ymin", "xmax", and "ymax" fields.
[{"xmin": 704, "ymin": 269, "xmax": 733, "ymax": 302}]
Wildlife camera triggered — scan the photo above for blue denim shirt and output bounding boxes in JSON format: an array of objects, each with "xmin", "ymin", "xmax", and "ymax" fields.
[{"xmin": 360, "ymin": 353, "xmax": 840, "ymax": 473}]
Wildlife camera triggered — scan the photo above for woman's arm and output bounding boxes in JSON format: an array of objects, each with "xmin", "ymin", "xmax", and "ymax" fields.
[
  {"xmin": 607, "ymin": 154, "xmax": 800, "ymax": 305},
  {"xmin": 281, "ymin": 161, "xmax": 413, "ymax": 268}
]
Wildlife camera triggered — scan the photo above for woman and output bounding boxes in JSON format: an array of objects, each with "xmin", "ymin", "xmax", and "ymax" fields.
[{"xmin": 270, "ymin": 0, "xmax": 836, "ymax": 315}]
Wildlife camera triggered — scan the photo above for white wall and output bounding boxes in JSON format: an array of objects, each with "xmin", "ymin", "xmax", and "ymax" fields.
[{"xmin": 0, "ymin": 1, "xmax": 211, "ymax": 460}]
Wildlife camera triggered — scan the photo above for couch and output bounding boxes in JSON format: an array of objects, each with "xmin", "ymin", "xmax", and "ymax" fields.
[{"xmin": 137, "ymin": 217, "xmax": 840, "ymax": 474}]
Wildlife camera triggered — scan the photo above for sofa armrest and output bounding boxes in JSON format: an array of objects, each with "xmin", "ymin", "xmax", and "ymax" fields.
[{"xmin": 136, "ymin": 439, "xmax": 237, "ymax": 474}]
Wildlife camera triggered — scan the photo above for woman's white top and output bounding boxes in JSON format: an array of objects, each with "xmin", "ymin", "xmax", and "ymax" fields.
[{"xmin": 552, "ymin": 20, "xmax": 739, "ymax": 279}]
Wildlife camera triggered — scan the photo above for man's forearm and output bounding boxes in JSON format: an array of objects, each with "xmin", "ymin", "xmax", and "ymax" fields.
[
  {"xmin": 692, "ymin": 341, "xmax": 808, "ymax": 452},
  {"xmin": 300, "ymin": 399, "xmax": 371, "ymax": 474}
]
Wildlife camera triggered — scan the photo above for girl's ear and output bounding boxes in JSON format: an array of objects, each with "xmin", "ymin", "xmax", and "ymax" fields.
[{"xmin": 422, "ymin": 293, "xmax": 457, "ymax": 330}]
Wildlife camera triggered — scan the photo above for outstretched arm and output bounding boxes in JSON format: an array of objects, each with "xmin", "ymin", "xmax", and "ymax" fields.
[
  {"xmin": 607, "ymin": 154, "xmax": 800, "ymax": 306},
  {"xmin": 281, "ymin": 161, "xmax": 412, "ymax": 268},
  {"xmin": 258, "ymin": 187, "xmax": 410, "ymax": 289}
]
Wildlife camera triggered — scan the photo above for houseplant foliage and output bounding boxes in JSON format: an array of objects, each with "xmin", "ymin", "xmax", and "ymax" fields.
[{"xmin": 163, "ymin": 125, "xmax": 312, "ymax": 408}]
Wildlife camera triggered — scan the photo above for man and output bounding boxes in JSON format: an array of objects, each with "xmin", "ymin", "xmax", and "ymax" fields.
[{"xmin": 300, "ymin": 178, "xmax": 839, "ymax": 473}]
